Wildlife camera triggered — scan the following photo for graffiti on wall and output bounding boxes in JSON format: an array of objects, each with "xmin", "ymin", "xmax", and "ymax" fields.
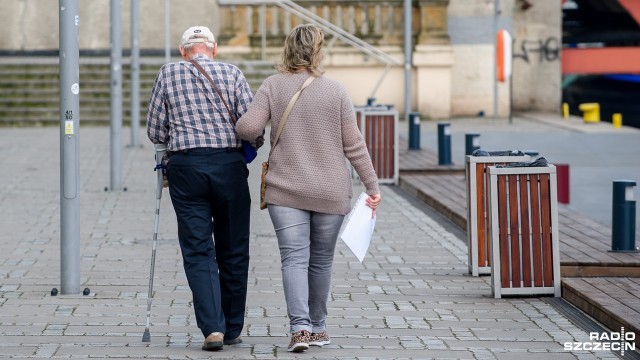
[{"xmin": 513, "ymin": 37, "xmax": 560, "ymax": 63}]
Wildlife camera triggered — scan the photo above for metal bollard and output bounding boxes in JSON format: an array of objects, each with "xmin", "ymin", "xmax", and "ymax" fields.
[
  {"xmin": 562, "ymin": 103, "xmax": 569, "ymax": 119},
  {"xmin": 465, "ymin": 133, "xmax": 480, "ymax": 156},
  {"xmin": 579, "ymin": 102, "xmax": 600, "ymax": 123},
  {"xmin": 611, "ymin": 180, "xmax": 637, "ymax": 252},
  {"xmin": 437, "ymin": 122, "xmax": 452, "ymax": 165},
  {"xmin": 408, "ymin": 112, "xmax": 421, "ymax": 150},
  {"xmin": 556, "ymin": 164, "xmax": 570, "ymax": 204},
  {"xmin": 612, "ymin": 113, "xmax": 622, "ymax": 128}
]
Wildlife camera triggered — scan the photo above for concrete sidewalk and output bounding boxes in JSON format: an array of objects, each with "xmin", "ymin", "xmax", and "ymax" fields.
[{"xmin": 0, "ymin": 125, "xmax": 628, "ymax": 359}]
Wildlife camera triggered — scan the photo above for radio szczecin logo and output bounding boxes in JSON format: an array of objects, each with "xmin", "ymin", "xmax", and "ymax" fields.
[{"xmin": 564, "ymin": 328, "xmax": 636, "ymax": 355}]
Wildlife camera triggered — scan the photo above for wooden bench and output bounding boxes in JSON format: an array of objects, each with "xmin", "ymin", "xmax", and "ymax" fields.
[
  {"xmin": 399, "ymin": 173, "xmax": 640, "ymax": 276},
  {"xmin": 562, "ymin": 277, "xmax": 640, "ymax": 344}
]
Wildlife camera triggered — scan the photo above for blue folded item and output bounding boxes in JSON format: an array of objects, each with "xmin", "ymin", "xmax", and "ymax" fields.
[{"xmin": 242, "ymin": 140, "xmax": 257, "ymax": 163}]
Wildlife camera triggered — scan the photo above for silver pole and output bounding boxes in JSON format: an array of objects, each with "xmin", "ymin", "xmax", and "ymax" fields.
[
  {"xmin": 261, "ymin": 4, "xmax": 266, "ymax": 61},
  {"xmin": 59, "ymin": 0, "xmax": 81, "ymax": 295},
  {"xmin": 493, "ymin": 0, "xmax": 499, "ymax": 118},
  {"xmin": 509, "ymin": 35, "xmax": 513, "ymax": 124},
  {"xmin": 404, "ymin": 0, "xmax": 412, "ymax": 122},
  {"xmin": 130, "ymin": 0, "xmax": 140, "ymax": 147},
  {"xmin": 165, "ymin": 0, "xmax": 170, "ymax": 63},
  {"xmin": 110, "ymin": 0, "xmax": 123, "ymax": 191}
]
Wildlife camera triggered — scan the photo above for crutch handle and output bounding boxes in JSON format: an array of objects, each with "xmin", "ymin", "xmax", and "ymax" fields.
[
  {"xmin": 154, "ymin": 144, "xmax": 167, "ymax": 166},
  {"xmin": 154, "ymin": 144, "xmax": 168, "ymax": 199}
]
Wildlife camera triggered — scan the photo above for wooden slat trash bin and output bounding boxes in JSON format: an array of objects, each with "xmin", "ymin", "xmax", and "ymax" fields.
[
  {"xmin": 465, "ymin": 151, "xmax": 530, "ymax": 276},
  {"xmin": 487, "ymin": 162, "xmax": 561, "ymax": 298},
  {"xmin": 354, "ymin": 106, "xmax": 399, "ymax": 185}
]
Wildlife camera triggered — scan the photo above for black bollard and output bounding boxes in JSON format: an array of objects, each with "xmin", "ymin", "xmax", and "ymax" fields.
[
  {"xmin": 611, "ymin": 180, "xmax": 637, "ymax": 252},
  {"xmin": 465, "ymin": 133, "xmax": 480, "ymax": 156},
  {"xmin": 437, "ymin": 122, "xmax": 452, "ymax": 165},
  {"xmin": 409, "ymin": 112, "xmax": 421, "ymax": 150}
]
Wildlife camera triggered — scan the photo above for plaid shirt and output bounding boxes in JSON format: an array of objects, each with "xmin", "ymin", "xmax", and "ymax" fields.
[{"xmin": 146, "ymin": 54, "xmax": 253, "ymax": 151}]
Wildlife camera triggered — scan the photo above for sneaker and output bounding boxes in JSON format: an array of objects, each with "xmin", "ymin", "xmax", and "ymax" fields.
[
  {"xmin": 309, "ymin": 331, "xmax": 330, "ymax": 346},
  {"xmin": 287, "ymin": 330, "xmax": 310, "ymax": 352},
  {"xmin": 202, "ymin": 332, "xmax": 224, "ymax": 351},
  {"xmin": 223, "ymin": 335, "xmax": 242, "ymax": 345}
]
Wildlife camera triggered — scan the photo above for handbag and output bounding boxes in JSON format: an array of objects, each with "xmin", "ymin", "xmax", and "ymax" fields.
[
  {"xmin": 189, "ymin": 60, "xmax": 260, "ymax": 163},
  {"xmin": 260, "ymin": 75, "xmax": 317, "ymax": 210}
]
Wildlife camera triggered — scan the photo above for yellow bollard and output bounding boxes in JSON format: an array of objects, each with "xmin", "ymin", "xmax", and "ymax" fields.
[
  {"xmin": 562, "ymin": 103, "xmax": 569, "ymax": 119},
  {"xmin": 612, "ymin": 113, "xmax": 622, "ymax": 128},
  {"xmin": 578, "ymin": 103, "xmax": 600, "ymax": 123}
]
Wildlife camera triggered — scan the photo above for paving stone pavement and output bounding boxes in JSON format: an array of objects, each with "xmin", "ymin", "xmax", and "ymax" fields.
[{"xmin": 0, "ymin": 126, "xmax": 623, "ymax": 359}]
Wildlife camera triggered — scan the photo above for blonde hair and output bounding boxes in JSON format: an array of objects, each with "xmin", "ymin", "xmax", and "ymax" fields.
[{"xmin": 277, "ymin": 24, "xmax": 325, "ymax": 76}]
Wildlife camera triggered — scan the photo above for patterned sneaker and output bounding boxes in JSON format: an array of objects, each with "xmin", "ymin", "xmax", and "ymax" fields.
[
  {"xmin": 287, "ymin": 330, "xmax": 310, "ymax": 352},
  {"xmin": 309, "ymin": 331, "xmax": 331, "ymax": 346}
]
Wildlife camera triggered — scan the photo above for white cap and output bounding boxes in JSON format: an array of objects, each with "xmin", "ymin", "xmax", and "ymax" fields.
[{"xmin": 180, "ymin": 26, "xmax": 215, "ymax": 46}]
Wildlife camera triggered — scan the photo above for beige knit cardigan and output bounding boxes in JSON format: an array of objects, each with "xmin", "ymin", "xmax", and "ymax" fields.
[{"xmin": 237, "ymin": 71, "xmax": 380, "ymax": 215}]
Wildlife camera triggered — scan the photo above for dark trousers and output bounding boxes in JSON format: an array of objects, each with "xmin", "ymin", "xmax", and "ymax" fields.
[{"xmin": 167, "ymin": 148, "xmax": 251, "ymax": 339}]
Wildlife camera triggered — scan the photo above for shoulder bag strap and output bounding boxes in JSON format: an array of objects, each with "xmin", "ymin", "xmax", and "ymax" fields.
[
  {"xmin": 269, "ymin": 75, "xmax": 316, "ymax": 157},
  {"xmin": 188, "ymin": 59, "xmax": 237, "ymax": 124}
]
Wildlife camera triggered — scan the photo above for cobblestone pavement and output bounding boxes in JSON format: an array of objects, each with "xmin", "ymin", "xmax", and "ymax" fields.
[{"xmin": 0, "ymin": 126, "xmax": 621, "ymax": 359}]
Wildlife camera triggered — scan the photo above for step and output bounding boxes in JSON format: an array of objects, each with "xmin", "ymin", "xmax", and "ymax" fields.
[{"xmin": 0, "ymin": 57, "xmax": 275, "ymax": 124}]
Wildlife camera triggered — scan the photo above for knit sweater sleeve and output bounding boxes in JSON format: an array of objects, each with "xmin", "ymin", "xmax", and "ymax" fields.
[
  {"xmin": 236, "ymin": 80, "xmax": 271, "ymax": 141},
  {"xmin": 340, "ymin": 88, "xmax": 380, "ymax": 195}
]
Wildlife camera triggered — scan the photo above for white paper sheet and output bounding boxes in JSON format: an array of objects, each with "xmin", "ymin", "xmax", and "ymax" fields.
[{"xmin": 340, "ymin": 192, "xmax": 376, "ymax": 263}]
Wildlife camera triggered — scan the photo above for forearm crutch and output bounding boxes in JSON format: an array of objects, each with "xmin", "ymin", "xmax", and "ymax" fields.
[{"xmin": 142, "ymin": 144, "xmax": 167, "ymax": 343}]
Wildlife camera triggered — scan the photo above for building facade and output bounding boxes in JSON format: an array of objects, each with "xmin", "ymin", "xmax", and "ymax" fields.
[{"xmin": 0, "ymin": 0, "xmax": 561, "ymax": 118}]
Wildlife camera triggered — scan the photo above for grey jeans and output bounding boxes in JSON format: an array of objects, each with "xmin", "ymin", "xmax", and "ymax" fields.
[{"xmin": 268, "ymin": 205, "xmax": 345, "ymax": 334}]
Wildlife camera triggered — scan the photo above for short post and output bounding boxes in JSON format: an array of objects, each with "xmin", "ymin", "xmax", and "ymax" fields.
[
  {"xmin": 408, "ymin": 112, "xmax": 420, "ymax": 150},
  {"xmin": 437, "ymin": 122, "xmax": 452, "ymax": 165},
  {"xmin": 612, "ymin": 113, "xmax": 622, "ymax": 128},
  {"xmin": 556, "ymin": 164, "xmax": 570, "ymax": 204},
  {"xmin": 579, "ymin": 102, "xmax": 600, "ymax": 123},
  {"xmin": 465, "ymin": 133, "xmax": 480, "ymax": 156},
  {"xmin": 611, "ymin": 180, "xmax": 637, "ymax": 252}
]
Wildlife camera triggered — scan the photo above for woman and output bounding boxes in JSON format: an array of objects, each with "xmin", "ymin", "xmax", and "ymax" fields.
[{"xmin": 237, "ymin": 24, "xmax": 381, "ymax": 353}]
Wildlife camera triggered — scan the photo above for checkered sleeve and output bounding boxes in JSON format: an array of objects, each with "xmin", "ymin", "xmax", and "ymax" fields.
[
  {"xmin": 233, "ymin": 70, "xmax": 253, "ymax": 118},
  {"xmin": 146, "ymin": 67, "xmax": 170, "ymax": 146}
]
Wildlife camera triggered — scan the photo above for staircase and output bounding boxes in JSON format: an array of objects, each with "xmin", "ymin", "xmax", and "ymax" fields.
[{"xmin": 0, "ymin": 57, "xmax": 276, "ymax": 126}]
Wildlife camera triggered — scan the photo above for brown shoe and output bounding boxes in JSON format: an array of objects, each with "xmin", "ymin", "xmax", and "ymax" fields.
[
  {"xmin": 223, "ymin": 335, "xmax": 242, "ymax": 345},
  {"xmin": 202, "ymin": 332, "xmax": 224, "ymax": 351}
]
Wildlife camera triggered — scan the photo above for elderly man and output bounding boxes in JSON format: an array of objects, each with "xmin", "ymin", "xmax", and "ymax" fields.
[{"xmin": 147, "ymin": 25, "xmax": 253, "ymax": 351}]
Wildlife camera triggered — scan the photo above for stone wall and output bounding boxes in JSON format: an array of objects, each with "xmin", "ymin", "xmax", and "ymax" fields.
[
  {"xmin": 0, "ymin": 0, "xmax": 220, "ymax": 52},
  {"xmin": 512, "ymin": 0, "xmax": 561, "ymax": 113},
  {"xmin": 448, "ymin": 0, "xmax": 560, "ymax": 115},
  {"xmin": 0, "ymin": 0, "xmax": 560, "ymax": 116}
]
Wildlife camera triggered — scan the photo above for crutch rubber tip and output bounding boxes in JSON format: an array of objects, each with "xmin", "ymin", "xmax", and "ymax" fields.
[
  {"xmin": 83, "ymin": 288, "xmax": 90, "ymax": 296},
  {"xmin": 50, "ymin": 288, "xmax": 58, "ymax": 296},
  {"xmin": 142, "ymin": 329, "xmax": 151, "ymax": 342}
]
